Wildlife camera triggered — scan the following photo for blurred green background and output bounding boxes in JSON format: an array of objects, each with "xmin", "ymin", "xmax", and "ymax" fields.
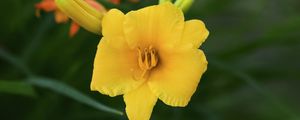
[{"xmin": 0, "ymin": 0, "xmax": 300, "ymax": 120}]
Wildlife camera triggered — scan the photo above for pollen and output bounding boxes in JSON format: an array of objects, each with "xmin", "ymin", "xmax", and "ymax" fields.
[{"xmin": 137, "ymin": 46, "xmax": 159, "ymax": 78}]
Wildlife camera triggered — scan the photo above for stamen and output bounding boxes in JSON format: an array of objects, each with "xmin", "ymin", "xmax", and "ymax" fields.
[{"xmin": 137, "ymin": 46, "xmax": 159, "ymax": 78}]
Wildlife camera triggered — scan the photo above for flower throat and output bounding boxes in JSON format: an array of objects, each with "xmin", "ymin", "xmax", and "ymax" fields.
[{"xmin": 137, "ymin": 46, "xmax": 158, "ymax": 78}]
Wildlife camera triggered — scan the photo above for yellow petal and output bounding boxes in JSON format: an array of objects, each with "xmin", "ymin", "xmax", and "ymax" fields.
[
  {"xmin": 55, "ymin": 0, "xmax": 103, "ymax": 34},
  {"xmin": 180, "ymin": 20, "xmax": 209, "ymax": 48},
  {"xmin": 123, "ymin": 2, "xmax": 184, "ymax": 49},
  {"xmin": 124, "ymin": 84, "xmax": 158, "ymax": 120},
  {"xmin": 102, "ymin": 9, "xmax": 125, "ymax": 38},
  {"xmin": 91, "ymin": 37, "xmax": 144, "ymax": 97},
  {"xmin": 148, "ymin": 48, "xmax": 207, "ymax": 107}
]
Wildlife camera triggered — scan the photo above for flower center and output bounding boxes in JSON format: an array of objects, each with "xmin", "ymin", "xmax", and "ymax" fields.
[{"xmin": 137, "ymin": 46, "xmax": 159, "ymax": 78}]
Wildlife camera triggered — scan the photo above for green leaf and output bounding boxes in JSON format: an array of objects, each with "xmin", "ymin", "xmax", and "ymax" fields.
[
  {"xmin": 0, "ymin": 49, "xmax": 123, "ymax": 116},
  {"xmin": 0, "ymin": 49, "xmax": 33, "ymax": 77},
  {"xmin": 0, "ymin": 80, "xmax": 36, "ymax": 97},
  {"xmin": 28, "ymin": 77, "xmax": 123, "ymax": 116}
]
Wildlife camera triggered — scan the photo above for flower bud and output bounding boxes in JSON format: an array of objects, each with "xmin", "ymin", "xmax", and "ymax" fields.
[{"xmin": 55, "ymin": 0, "xmax": 104, "ymax": 34}]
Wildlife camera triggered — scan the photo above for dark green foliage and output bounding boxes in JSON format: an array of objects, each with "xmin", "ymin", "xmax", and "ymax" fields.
[{"xmin": 0, "ymin": 0, "xmax": 299, "ymax": 120}]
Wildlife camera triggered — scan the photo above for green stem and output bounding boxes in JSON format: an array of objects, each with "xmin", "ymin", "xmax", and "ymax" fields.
[
  {"xmin": 159, "ymin": 0, "xmax": 172, "ymax": 4},
  {"xmin": 174, "ymin": 0, "xmax": 194, "ymax": 12}
]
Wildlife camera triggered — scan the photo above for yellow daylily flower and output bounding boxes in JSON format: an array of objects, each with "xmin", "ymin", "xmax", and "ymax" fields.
[{"xmin": 91, "ymin": 2, "xmax": 209, "ymax": 120}]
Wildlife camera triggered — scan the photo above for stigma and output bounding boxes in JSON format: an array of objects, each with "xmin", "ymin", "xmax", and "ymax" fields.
[{"xmin": 137, "ymin": 46, "xmax": 159, "ymax": 78}]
